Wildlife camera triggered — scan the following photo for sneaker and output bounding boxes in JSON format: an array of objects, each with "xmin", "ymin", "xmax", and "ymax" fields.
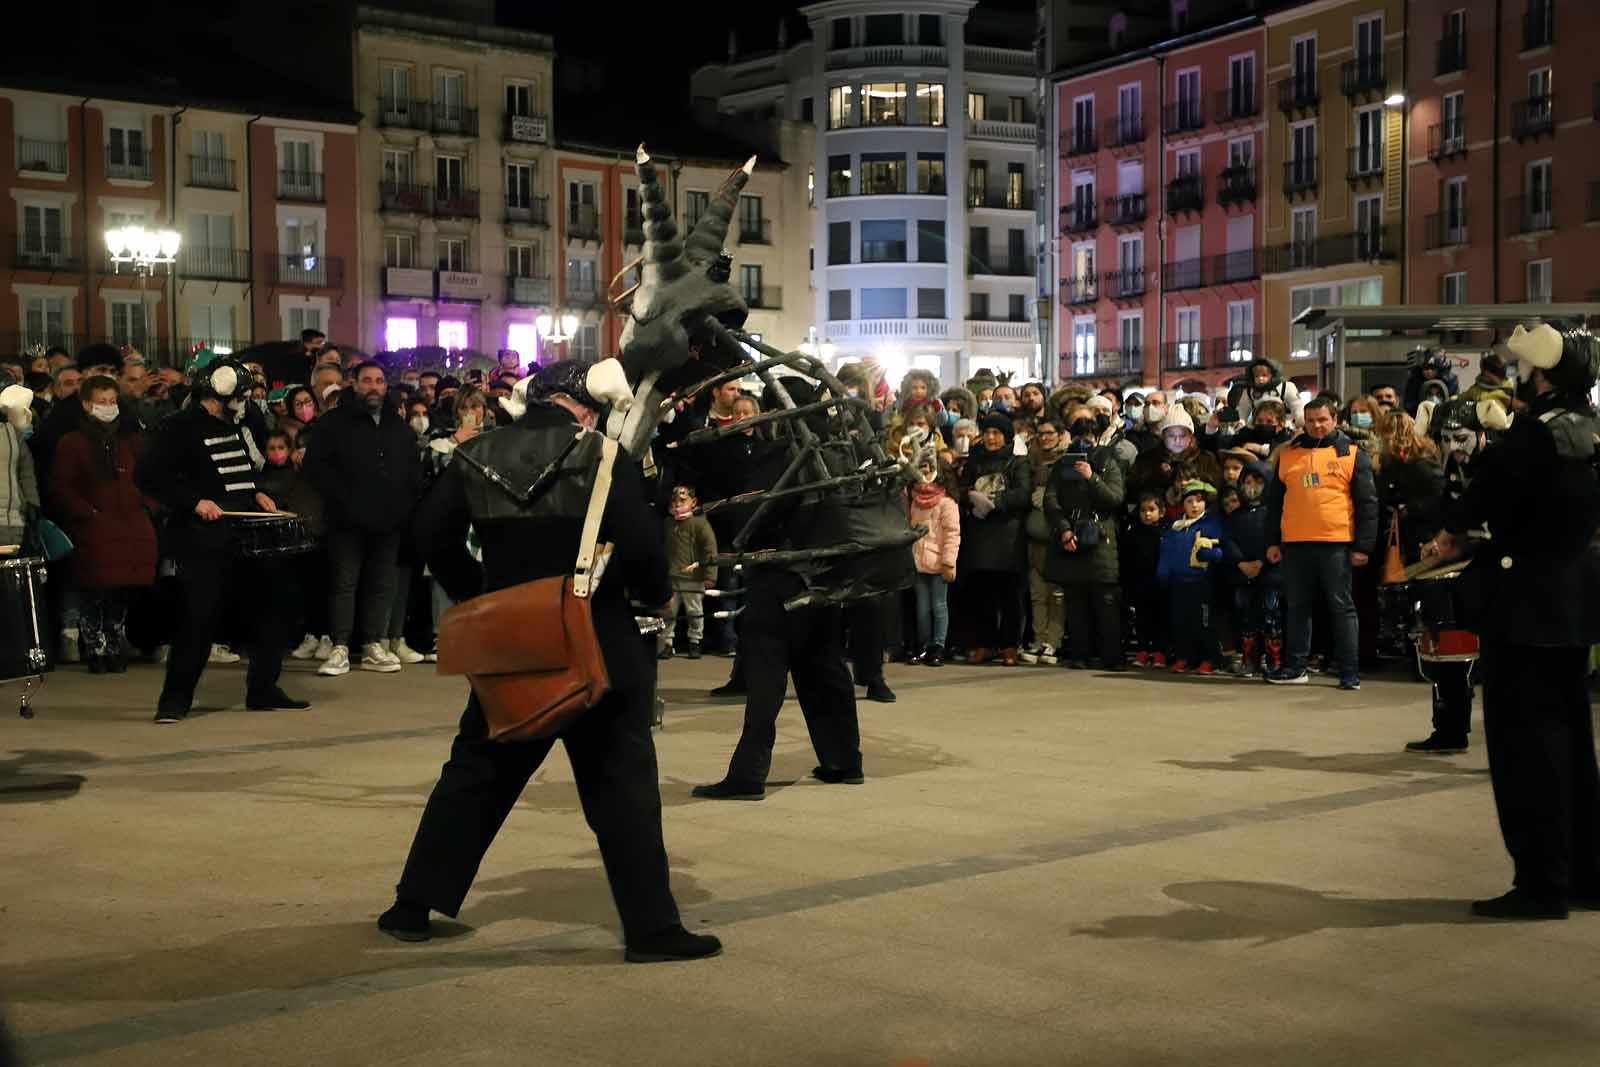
[
  {"xmin": 423, "ymin": 651, "xmax": 438, "ymax": 663},
  {"xmin": 360, "ymin": 643, "xmax": 402, "ymax": 673},
  {"xmin": 1171, "ymin": 660, "xmax": 1189, "ymax": 674},
  {"xmin": 624, "ymin": 925, "xmax": 724, "ymax": 963},
  {"xmin": 1037, "ymin": 644, "xmax": 1059, "ymax": 666},
  {"xmin": 1405, "ymin": 733, "xmax": 1469, "ymax": 754},
  {"xmin": 1265, "ymin": 666, "xmax": 1310, "ymax": 685},
  {"xmin": 209, "ymin": 644, "xmax": 241, "ymax": 665},
  {"xmin": 319, "ymin": 645, "xmax": 351, "ymax": 677},
  {"xmin": 290, "ymin": 634, "xmax": 321, "ymax": 660},
  {"xmin": 315, "ymin": 635, "xmax": 334, "ymax": 659},
  {"xmin": 391, "ymin": 638, "xmax": 425, "ymax": 665},
  {"xmin": 1195, "ymin": 661, "xmax": 1216, "ymax": 676},
  {"xmin": 60, "ymin": 629, "xmax": 81, "ymax": 664},
  {"xmin": 1338, "ymin": 676, "xmax": 1362, "ymax": 691},
  {"xmin": 685, "ymin": 642, "xmax": 702, "ymax": 660},
  {"xmin": 1133, "ymin": 650, "xmax": 1150, "ymax": 668},
  {"xmin": 1152, "ymin": 652, "xmax": 1167, "ymax": 669},
  {"xmin": 1018, "ymin": 645, "xmax": 1042, "ymax": 665}
]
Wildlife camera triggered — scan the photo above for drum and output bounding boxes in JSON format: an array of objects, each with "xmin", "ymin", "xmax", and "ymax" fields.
[
  {"xmin": 1377, "ymin": 581, "xmax": 1421, "ymax": 658},
  {"xmin": 0, "ymin": 556, "xmax": 51, "ymax": 682},
  {"xmin": 230, "ymin": 515, "xmax": 316, "ymax": 559},
  {"xmin": 1413, "ymin": 564, "xmax": 1478, "ymax": 662}
]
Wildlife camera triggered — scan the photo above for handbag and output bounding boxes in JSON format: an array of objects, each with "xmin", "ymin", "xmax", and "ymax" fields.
[
  {"xmin": 1379, "ymin": 510, "xmax": 1406, "ymax": 585},
  {"xmin": 22, "ymin": 509, "xmax": 73, "ymax": 562},
  {"xmin": 435, "ymin": 432, "xmax": 617, "ymax": 742}
]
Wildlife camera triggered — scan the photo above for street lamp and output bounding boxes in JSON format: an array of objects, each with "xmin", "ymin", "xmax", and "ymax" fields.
[
  {"xmin": 535, "ymin": 310, "xmax": 580, "ymax": 345},
  {"xmin": 105, "ymin": 225, "xmax": 180, "ymax": 360}
]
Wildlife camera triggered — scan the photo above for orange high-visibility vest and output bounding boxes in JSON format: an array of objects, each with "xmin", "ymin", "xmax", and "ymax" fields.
[{"xmin": 1277, "ymin": 442, "xmax": 1357, "ymax": 543}]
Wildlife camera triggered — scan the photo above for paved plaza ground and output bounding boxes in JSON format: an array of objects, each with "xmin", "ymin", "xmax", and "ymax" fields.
[{"xmin": 2, "ymin": 654, "xmax": 1599, "ymax": 1065}]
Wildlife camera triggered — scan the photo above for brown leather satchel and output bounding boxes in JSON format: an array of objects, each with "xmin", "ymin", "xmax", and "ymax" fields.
[{"xmin": 436, "ymin": 433, "xmax": 618, "ymax": 742}]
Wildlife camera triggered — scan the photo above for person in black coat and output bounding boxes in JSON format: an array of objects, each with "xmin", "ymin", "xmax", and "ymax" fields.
[
  {"xmin": 301, "ymin": 362, "xmax": 423, "ymax": 674},
  {"xmin": 1223, "ymin": 460, "xmax": 1281, "ymax": 674},
  {"xmin": 380, "ymin": 362, "xmax": 720, "ymax": 962},
  {"xmin": 957, "ymin": 412, "xmax": 1032, "ymax": 663},
  {"xmin": 1424, "ymin": 324, "xmax": 1600, "ymax": 920}
]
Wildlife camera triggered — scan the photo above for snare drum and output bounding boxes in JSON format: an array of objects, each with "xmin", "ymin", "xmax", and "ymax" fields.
[
  {"xmin": 230, "ymin": 515, "xmax": 317, "ymax": 559},
  {"xmin": 1377, "ymin": 581, "xmax": 1421, "ymax": 656},
  {"xmin": 1413, "ymin": 566, "xmax": 1479, "ymax": 662},
  {"xmin": 0, "ymin": 556, "xmax": 51, "ymax": 682}
]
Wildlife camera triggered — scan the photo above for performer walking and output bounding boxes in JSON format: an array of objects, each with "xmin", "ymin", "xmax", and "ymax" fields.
[
  {"xmin": 379, "ymin": 361, "xmax": 720, "ymax": 963},
  {"xmin": 138, "ymin": 359, "xmax": 307, "ymax": 723},
  {"xmin": 1424, "ymin": 323, "xmax": 1600, "ymax": 919}
]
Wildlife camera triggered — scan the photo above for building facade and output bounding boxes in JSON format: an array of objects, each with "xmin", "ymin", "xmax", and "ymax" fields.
[
  {"xmin": 1404, "ymin": 0, "xmax": 1600, "ymax": 313},
  {"xmin": 354, "ymin": 4, "xmax": 556, "ymax": 363}
]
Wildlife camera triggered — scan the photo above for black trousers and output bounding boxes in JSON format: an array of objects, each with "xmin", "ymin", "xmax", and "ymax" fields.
[
  {"xmin": 1168, "ymin": 581, "xmax": 1221, "ymax": 665},
  {"xmin": 396, "ymin": 683, "xmax": 680, "ymax": 944},
  {"xmin": 1421, "ymin": 657, "xmax": 1474, "ymax": 742},
  {"xmin": 847, "ymin": 598, "xmax": 886, "ymax": 684},
  {"xmin": 1062, "ymin": 580, "xmax": 1124, "ymax": 666},
  {"xmin": 726, "ymin": 569, "xmax": 861, "ymax": 785},
  {"xmin": 971, "ymin": 569, "xmax": 1024, "ymax": 650},
  {"xmin": 1481, "ymin": 640, "xmax": 1600, "ymax": 896},
  {"xmin": 158, "ymin": 552, "xmax": 291, "ymax": 711}
]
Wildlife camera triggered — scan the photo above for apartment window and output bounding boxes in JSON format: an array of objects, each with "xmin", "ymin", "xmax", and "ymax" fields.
[
  {"xmin": 109, "ymin": 296, "xmax": 147, "ymax": 349},
  {"xmin": 1006, "ymin": 163, "xmax": 1026, "ymax": 208},
  {"xmin": 1228, "ymin": 138, "xmax": 1253, "ymax": 170},
  {"xmin": 186, "ymin": 212, "xmax": 233, "ymax": 270},
  {"xmin": 739, "ymin": 195, "xmax": 764, "ymax": 239},
  {"xmin": 1527, "ymin": 258, "xmax": 1552, "ymax": 303},
  {"xmin": 917, "ymin": 220, "xmax": 946, "ymax": 262},
  {"xmin": 1527, "ymin": 159, "xmax": 1553, "ymax": 229},
  {"xmin": 1229, "ymin": 54, "xmax": 1256, "ymax": 116},
  {"xmin": 1070, "ymin": 241, "xmax": 1095, "ymax": 288},
  {"xmin": 1175, "ymin": 69, "xmax": 1201, "ymax": 128},
  {"xmin": 862, "ymin": 83, "xmax": 907, "ymax": 126},
  {"xmin": 1174, "ymin": 306, "xmax": 1200, "ymax": 366},
  {"xmin": 1356, "ymin": 15, "xmax": 1383, "ymax": 69},
  {"xmin": 828, "ymin": 221, "xmax": 851, "ymax": 264},
  {"xmin": 829, "ymin": 85, "xmax": 854, "ymax": 129},
  {"xmin": 1292, "ymin": 35, "xmax": 1316, "ymax": 91},
  {"xmin": 863, "ymin": 14, "xmax": 903, "ymax": 45},
  {"xmin": 861, "ymin": 219, "xmax": 907, "ymax": 262},
  {"xmin": 740, "ymin": 264, "xmax": 763, "ymax": 304},
  {"xmin": 433, "ymin": 70, "xmax": 468, "ymax": 127},
  {"xmin": 1354, "ymin": 106, "xmax": 1384, "ymax": 175},
  {"xmin": 1354, "ymin": 196, "xmax": 1382, "ymax": 256},
  {"xmin": 1071, "ymin": 172, "xmax": 1095, "ymax": 219},
  {"xmin": 439, "ymin": 237, "xmax": 468, "ymax": 272},
  {"xmin": 915, "ymin": 83, "xmax": 945, "ymax": 126},
  {"xmin": 1291, "ymin": 205, "xmax": 1317, "ymax": 264},
  {"xmin": 282, "ymin": 216, "xmax": 319, "ymax": 273},
  {"xmin": 1441, "ymin": 271, "xmax": 1466, "ymax": 304},
  {"xmin": 1118, "ymin": 233, "xmax": 1143, "ymax": 275},
  {"xmin": 1176, "ymin": 148, "xmax": 1200, "ymax": 179},
  {"xmin": 861, "ymin": 287, "xmax": 906, "ymax": 319},
  {"xmin": 827, "ymin": 154, "xmax": 851, "ymax": 197},
  {"xmin": 917, "ymin": 287, "xmax": 944, "ymax": 319},
  {"xmin": 1117, "ymin": 84, "xmax": 1141, "ymax": 141},
  {"xmin": 916, "ymin": 153, "xmax": 946, "ymax": 194},
  {"xmin": 506, "ymin": 163, "xmax": 533, "ymax": 208},
  {"xmin": 1072, "ymin": 317, "xmax": 1096, "ymax": 375},
  {"xmin": 1528, "ymin": 68, "xmax": 1552, "ymax": 124},
  {"xmin": 106, "ymin": 123, "xmax": 146, "ymax": 173},
  {"xmin": 287, "ymin": 306, "xmax": 323, "ymax": 337},
  {"xmin": 21, "ymin": 203, "xmax": 65, "ymax": 261},
  {"xmin": 192, "ymin": 305, "xmax": 236, "ymax": 348},
  {"xmin": 828, "ymin": 289, "xmax": 851, "ymax": 320},
  {"xmin": 831, "ymin": 18, "xmax": 852, "ymax": 49},
  {"xmin": 970, "ymin": 226, "xmax": 990, "ymax": 271},
  {"xmin": 573, "ymin": 324, "xmax": 599, "ymax": 362},
  {"xmin": 1442, "ymin": 91, "xmax": 1465, "ymax": 151},
  {"xmin": 1008, "ymin": 294, "xmax": 1026, "ymax": 322},
  {"xmin": 22, "ymin": 296, "xmax": 66, "ymax": 347},
  {"xmin": 436, "ymin": 155, "xmax": 464, "ymax": 195},
  {"xmin": 1120, "ymin": 313, "xmax": 1144, "ymax": 362},
  {"xmin": 1008, "ymin": 96, "xmax": 1026, "ymax": 123},
  {"xmin": 918, "ymin": 13, "xmax": 942, "ymax": 45},
  {"xmin": 280, "ymin": 139, "xmax": 313, "ymax": 181},
  {"xmin": 967, "ymin": 92, "xmax": 986, "ymax": 121},
  {"xmin": 970, "ymin": 292, "xmax": 990, "ymax": 320},
  {"xmin": 384, "ymin": 234, "xmax": 414, "ymax": 268},
  {"xmin": 1443, "ymin": 177, "xmax": 1468, "ymax": 243},
  {"xmin": 1073, "ymin": 95, "xmax": 1094, "ymax": 141},
  {"xmin": 1291, "ymin": 121, "xmax": 1316, "ymax": 172},
  {"xmin": 505, "ymin": 80, "xmax": 533, "ymax": 117},
  {"xmin": 508, "ymin": 243, "xmax": 534, "ymax": 277},
  {"xmin": 382, "ymin": 148, "xmax": 414, "ymax": 185},
  {"xmin": 1227, "ymin": 301, "xmax": 1255, "ymax": 358},
  {"xmin": 861, "ymin": 152, "xmax": 906, "ymax": 194},
  {"xmin": 968, "ymin": 160, "xmax": 989, "ymax": 206},
  {"xmin": 566, "ymin": 257, "xmax": 597, "ymax": 298},
  {"xmin": 381, "ymin": 66, "xmax": 413, "ymax": 113},
  {"xmin": 191, "ymin": 130, "xmax": 227, "ymax": 186},
  {"xmin": 808, "ymin": 167, "xmax": 815, "ymax": 205},
  {"xmin": 683, "ymin": 189, "xmax": 707, "ymax": 229},
  {"xmin": 801, "ymin": 98, "xmax": 814, "ymax": 123}
]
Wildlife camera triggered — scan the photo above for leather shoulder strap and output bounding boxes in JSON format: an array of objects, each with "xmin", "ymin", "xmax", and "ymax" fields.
[{"xmin": 572, "ymin": 434, "xmax": 617, "ymax": 598}]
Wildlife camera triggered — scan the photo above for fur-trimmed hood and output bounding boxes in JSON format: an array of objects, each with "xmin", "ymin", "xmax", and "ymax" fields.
[
  {"xmin": 898, "ymin": 369, "xmax": 941, "ymax": 410},
  {"xmin": 940, "ymin": 385, "xmax": 978, "ymax": 422},
  {"xmin": 1047, "ymin": 384, "xmax": 1093, "ymax": 425}
]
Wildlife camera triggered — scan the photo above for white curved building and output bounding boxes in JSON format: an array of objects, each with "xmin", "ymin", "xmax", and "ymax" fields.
[{"xmin": 692, "ymin": 0, "xmax": 1037, "ymax": 388}]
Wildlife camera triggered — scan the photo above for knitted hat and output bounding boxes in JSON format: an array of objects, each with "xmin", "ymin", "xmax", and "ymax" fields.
[
  {"xmin": 77, "ymin": 342, "xmax": 122, "ymax": 372},
  {"xmin": 1086, "ymin": 394, "xmax": 1115, "ymax": 417},
  {"xmin": 1160, "ymin": 405, "xmax": 1195, "ymax": 433},
  {"xmin": 967, "ymin": 368, "xmax": 999, "ymax": 394},
  {"xmin": 1240, "ymin": 460, "xmax": 1273, "ymax": 485},
  {"xmin": 979, "ymin": 411, "xmax": 1014, "ymax": 440}
]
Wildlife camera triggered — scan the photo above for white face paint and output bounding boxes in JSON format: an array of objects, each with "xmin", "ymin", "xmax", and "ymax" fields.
[{"xmin": 1442, "ymin": 427, "xmax": 1479, "ymax": 461}]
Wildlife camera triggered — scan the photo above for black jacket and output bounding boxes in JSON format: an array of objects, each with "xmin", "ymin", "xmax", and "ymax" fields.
[
  {"xmin": 1042, "ymin": 443, "xmax": 1124, "ymax": 585},
  {"xmin": 957, "ymin": 444, "xmax": 1032, "ymax": 573},
  {"xmin": 413, "ymin": 405, "xmax": 669, "ymax": 689},
  {"xmin": 1120, "ymin": 516, "xmax": 1166, "ymax": 597},
  {"xmin": 1375, "ymin": 455, "xmax": 1445, "ymax": 566},
  {"xmin": 302, "ymin": 390, "xmax": 422, "ymax": 534},
  {"xmin": 137, "ymin": 404, "xmax": 262, "ymax": 559},
  {"xmin": 1223, "ymin": 501, "xmax": 1277, "ymax": 588}
]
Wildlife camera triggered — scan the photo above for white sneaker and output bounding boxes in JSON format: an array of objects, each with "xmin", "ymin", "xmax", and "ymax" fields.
[
  {"xmin": 391, "ymin": 638, "xmax": 425, "ymax": 664},
  {"xmin": 319, "ymin": 645, "xmax": 350, "ymax": 677},
  {"xmin": 209, "ymin": 644, "xmax": 241, "ymax": 664},
  {"xmin": 1037, "ymin": 645, "xmax": 1059, "ymax": 666},
  {"xmin": 315, "ymin": 635, "xmax": 334, "ymax": 659},
  {"xmin": 359, "ymin": 643, "xmax": 402, "ymax": 673},
  {"xmin": 60, "ymin": 629, "xmax": 81, "ymax": 664},
  {"xmin": 1018, "ymin": 644, "xmax": 1042, "ymax": 665},
  {"xmin": 290, "ymin": 634, "xmax": 321, "ymax": 660}
]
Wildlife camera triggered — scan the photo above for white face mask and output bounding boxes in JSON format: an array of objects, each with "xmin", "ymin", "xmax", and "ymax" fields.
[
  {"xmin": 1146, "ymin": 405, "xmax": 1167, "ymax": 425},
  {"xmin": 90, "ymin": 403, "xmax": 119, "ymax": 424},
  {"xmin": 409, "ymin": 415, "xmax": 429, "ymax": 435}
]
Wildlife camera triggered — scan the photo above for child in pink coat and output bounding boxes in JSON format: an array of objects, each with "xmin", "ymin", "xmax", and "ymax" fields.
[{"xmin": 908, "ymin": 457, "xmax": 961, "ymax": 666}]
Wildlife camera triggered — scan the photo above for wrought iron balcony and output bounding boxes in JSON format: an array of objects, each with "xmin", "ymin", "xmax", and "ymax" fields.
[
  {"xmin": 969, "ymin": 188, "xmax": 1035, "ymax": 211},
  {"xmin": 1511, "ymin": 96, "xmax": 1554, "ymax": 140},
  {"xmin": 1341, "ymin": 54, "xmax": 1386, "ymax": 98},
  {"xmin": 268, "ymin": 253, "xmax": 344, "ymax": 290},
  {"xmin": 1507, "ymin": 192, "xmax": 1554, "ymax": 235},
  {"xmin": 505, "ymin": 275, "xmax": 552, "ymax": 306},
  {"xmin": 742, "ymin": 286, "xmax": 783, "ymax": 309},
  {"xmin": 433, "ymin": 187, "xmax": 480, "ymax": 219},
  {"xmin": 1061, "ymin": 127, "xmax": 1097, "ymax": 158},
  {"xmin": 968, "ymin": 255, "xmax": 1034, "ymax": 277},
  {"xmin": 1060, "ymin": 202, "xmax": 1098, "ymax": 234},
  {"xmin": 1059, "ymin": 274, "xmax": 1098, "ymax": 305},
  {"xmin": 1283, "ymin": 157, "xmax": 1319, "ymax": 196},
  {"xmin": 107, "ymin": 149, "xmax": 152, "ymax": 181},
  {"xmin": 1264, "ymin": 226, "xmax": 1396, "ymax": 272},
  {"xmin": 502, "ymin": 112, "xmax": 549, "ymax": 144},
  {"xmin": 1164, "ymin": 335, "xmax": 1262, "ymax": 371},
  {"xmin": 1427, "ymin": 118, "xmax": 1467, "ymax": 161},
  {"xmin": 1103, "ymin": 114, "xmax": 1145, "ymax": 150},
  {"xmin": 13, "ymin": 235, "xmax": 85, "ymax": 273},
  {"xmin": 1211, "ymin": 249, "xmax": 1262, "ymax": 283},
  {"xmin": 505, "ymin": 195, "xmax": 550, "ymax": 227},
  {"xmin": 188, "ymin": 155, "xmax": 236, "ymax": 190},
  {"xmin": 738, "ymin": 217, "xmax": 772, "ymax": 244},
  {"xmin": 431, "ymin": 105, "xmax": 478, "ymax": 137},
  {"xmin": 1162, "ymin": 258, "xmax": 1205, "ymax": 291},
  {"xmin": 1277, "ymin": 74, "xmax": 1319, "ymax": 114},
  {"xmin": 376, "ymin": 97, "xmax": 430, "ymax": 131},
  {"xmin": 1166, "ymin": 176, "xmax": 1204, "ymax": 215},
  {"xmin": 1436, "ymin": 32, "xmax": 1467, "ymax": 76},
  {"xmin": 565, "ymin": 281, "xmax": 602, "ymax": 308},
  {"xmin": 1423, "ymin": 211, "xmax": 1469, "ymax": 250},
  {"xmin": 1214, "ymin": 87, "xmax": 1259, "ymax": 124},
  {"xmin": 179, "ymin": 247, "xmax": 252, "ymax": 282},
  {"xmin": 1104, "ymin": 193, "xmax": 1147, "ymax": 227},
  {"xmin": 1347, "ymin": 145, "xmax": 1385, "ymax": 185},
  {"xmin": 1217, "ymin": 166, "xmax": 1257, "ymax": 206},
  {"xmin": 1161, "ymin": 100, "xmax": 1205, "ymax": 136},
  {"xmin": 1102, "ymin": 267, "xmax": 1146, "ymax": 300},
  {"xmin": 1524, "ymin": 1, "xmax": 1553, "ymax": 51},
  {"xmin": 278, "ymin": 170, "xmax": 324, "ymax": 202},
  {"xmin": 17, "ymin": 138, "xmax": 66, "ymax": 174},
  {"xmin": 378, "ymin": 181, "xmax": 431, "ymax": 214}
]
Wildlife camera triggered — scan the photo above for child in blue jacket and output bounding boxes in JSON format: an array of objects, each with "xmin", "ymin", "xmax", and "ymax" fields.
[{"xmin": 1157, "ymin": 480, "xmax": 1225, "ymax": 674}]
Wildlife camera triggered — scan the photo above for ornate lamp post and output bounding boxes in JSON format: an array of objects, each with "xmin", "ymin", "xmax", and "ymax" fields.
[
  {"xmin": 535, "ymin": 310, "xmax": 581, "ymax": 360},
  {"xmin": 105, "ymin": 226, "xmax": 180, "ymax": 360}
]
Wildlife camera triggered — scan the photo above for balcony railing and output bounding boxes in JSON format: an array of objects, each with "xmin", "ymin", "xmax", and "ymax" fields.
[
  {"xmin": 431, "ymin": 105, "xmax": 478, "ymax": 137},
  {"xmin": 1061, "ymin": 202, "xmax": 1098, "ymax": 234},
  {"xmin": 969, "ymin": 255, "xmax": 1034, "ymax": 277},
  {"xmin": 17, "ymin": 138, "xmax": 67, "ymax": 174},
  {"xmin": 1102, "ymin": 267, "xmax": 1147, "ymax": 300},
  {"xmin": 13, "ymin": 235, "xmax": 84, "ymax": 272},
  {"xmin": 1166, "ymin": 176, "xmax": 1203, "ymax": 214},
  {"xmin": 1341, "ymin": 54, "xmax": 1386, "ymax": 97},
  {"xmin": 1104, "ymin": 193, "xmax": 1147, "ymax": 226},
  {"xmin": 502, "ymin": 112, "xmax": 549, "ymax": 144},
  {"xmin": 188, "ymin": 155, "xmax": 236, "ymax": 190},
  {"xmin": 1104, "ymin": 114, "xmax": 1145, "ymax": 149},
  {"xmin": 742, "ymin": 286, "xmax": 783, "ymax": 309},
  {"xmin": 379, "ymin": 181, "xmax": 431, "ymax": 214},
  {"xmin": 1511, "ymin": 96, "xmax": 1555, "ymax": 140},
  {"xmin": 969, "ymin": 188, "xmax": 1035, "ymax": 211},
  {"xmin": 1059, "ymin": 274, "xmax": 1097, "ymax": 305},
  {"xmin": 1164, "ymin": 335, "xmax": 1262, "ymax": 371},
  {"xmin": 179, "ymin": 247, "xmax": 251, "ymax": 282},
  {"xmin": 1507, "ymin": 192, "xmax": 1554, "ymax": 234},
  {"xmin": 278, "ymin": 170, "xmax": 324, "ymax": 202},
  {"xmin": 1424, "ymin": 211, "xmax": 1469, "ymax": 250},
  {"xmin": 1436, "ymin": 32, "xmax": 1467, "ymax": 76},
  {"xmin": 506, "ymin": 275, "xmax": 552, "ymax": 306},
  {"xmin": 1162, "ymin": 100, "xmax": 1205, "ymax": 136},
  {"xmin": 1524, "ymin": 1, "xmax": 1553, "ymax": 50},
  {"xmin": 505, "ymin": 195, "xmax": 550, "ymax": 227},
  {"xmin": 1347, "ymin": 144, "xmax": 1385, "ymax": 184},
  {"xmin": 1283, "ymin": 157, "xmax": 1319, "ymax": 196},
  {"xmin": 624, "ymin": 212, "xmax": 644, "ymax": 246},
  {"xmin": 1061, "ymin": 128, "xmax": 1097, "ymax": 157},
  {"xmin": 1277, "ymin": 73, "xmax": 1319, "ymax": 113},
  {"xmin": 1264, "ymin": 226, "xmax": 1397, "ymax": 272},
  {"xmin": 1218, "ymin": 166, "xmax": 1257, "ymax": 206},
  {"xmin": 107, "ymin": 150, "xmax": 152, "ymax": 181},
  {"xmin": 1212, "ymin": 249, "xmax": 1262, "ymax": 283},
  {"xmin": 433, "ymin": 187, "xmax": 480, "ymax": 219},
  {"xmin": 1428, "ymin": 118, "xmax": 1467, "ymax": 160},
  {"xmin": 269, "ymin": 253, "xmax": 344, "ymax": 290},
  {"xmin": 566, "ymin": 282, "xmax": 602, "ymax": 309},
  {"xmin": 862, "ymin": 241, "xmax": 908, "ymax": 264},
  {"xmin": 1163, "ymin": 258, "xmax": 1205, "ymax": 291},
  {"xmin": 738, "ymin": 217, "xmax": 772, "ymax": 244},
  {"xmin": 376, "ymin": 97, "xmax": 430, "ymax": 131},
  {"xmin": 1214, "ymin": 87, "xmax": 1259, "ymax": 124}
]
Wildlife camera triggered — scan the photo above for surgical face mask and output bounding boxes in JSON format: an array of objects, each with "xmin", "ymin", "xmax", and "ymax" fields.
[
  {"xmin": 907, "ymin": 425, "xmax": 929, "ymax": 444},
  {"xmin": 409, "ymin": 415, "xmax": 430, "ymax": 435},
  {"xmin": 294, "ymin": 403, "xmax": 316, "ymax": 421},
  {"xmin": 1146, "ymin": 405, "xmax": 1167, "ymax": 425},
  {"xmin": 90, "ymin": 403, "xmax": 119, "ymax": 423},
  {"xmin": 954, "ymin": 435, "xmax": 971, "ymax": 455},
  {"xmin": 1351, "ymin": 411, "xmax": 1373, "ymax": 429}
]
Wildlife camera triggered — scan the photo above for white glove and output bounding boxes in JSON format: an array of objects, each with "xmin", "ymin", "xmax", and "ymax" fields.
[
  {"xmin": 968, "ymin": 489, "xmax": 994, "ymax": 519},
  {"xmin": 584, "ymin": 358, "xmax": 633, "ymax": 412}
]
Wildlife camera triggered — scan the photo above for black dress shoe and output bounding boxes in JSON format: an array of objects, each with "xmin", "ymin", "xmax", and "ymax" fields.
[
  {"xmin": 86, "ymin": 655, "xmax": 107, "ymax": 675},
  {"xmin": 1471, "ymin": 889, "xmax": 1568, "ymax": 920},
  {"xmin": 709, "ymin": 682, "xmax": 746, "ymax": 698},
  {"xmin": 246, "ymin": 689, "xmax": 312, "ymax": 710},
  {"xmin": 378, "ymin": 901, "xmax": 432, "ymax": 942},
  {"xmin": 153, "ymin": 705, "xmax": 188, "ymax": 725},
  {"xmin": 1405, "ymin": 733, "xmax": 1468, "ymax": 754},
  {"xmin": 691, "ymin": 779, "xmax": 765, "ymax": 801},
  {"xmin": 864, "ymin": 679, "xmax": 897, "ymax": 703},
  {"xmin": 107, "ymin": 654, "xmax": 128, "ymax": 674},
  {"xmin": 811, "ymin": 765, "xmax": 865, "ymax": 785},
  {"xmin": 624, "ymin": 925, "xmax": 723, "ymax": 963}
]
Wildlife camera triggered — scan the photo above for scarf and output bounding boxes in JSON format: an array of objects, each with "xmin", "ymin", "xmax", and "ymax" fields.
[
  {"xmin": 911, "ymin": 481, "xmax": 947, "ymax": 510},
  {"xmin": 1171, "ymin": 511, "xmax": 1206, "ymax": 532},
  {"xmin": 79, "ymin": 410, "xmax": 123, "ymax": 480}
]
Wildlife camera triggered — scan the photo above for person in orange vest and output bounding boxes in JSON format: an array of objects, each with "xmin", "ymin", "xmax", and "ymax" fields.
[{"xmin": 1262, "ymin": 394, "xmax": 1378, "ymax": 689}]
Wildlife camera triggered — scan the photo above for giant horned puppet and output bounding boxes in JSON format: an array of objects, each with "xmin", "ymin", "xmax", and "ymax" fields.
[{"xmin": 594, "ymin": 145, "xmax": 924, "ymax": 609}]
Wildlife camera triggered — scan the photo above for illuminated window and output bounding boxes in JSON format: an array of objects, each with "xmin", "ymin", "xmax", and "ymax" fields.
[
  {"xmin": 438, "ymin": 320, "xmax": 469, "ymax": 350},
  {"xmin": 861, "ymin": 83, "xmax": 906, "ymax": 126},
  {"xmin": 828, "ymin": 85, "xmax": 854, "ymax": 129},
  {"xmin": 386, "ymin": 316, "xmax": 418, "ymax": 351}
]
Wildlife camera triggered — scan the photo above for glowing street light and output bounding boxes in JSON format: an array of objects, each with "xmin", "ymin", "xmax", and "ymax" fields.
[{"xmin": 106, "ymin": 225, "xmax": 180, "ymax": 274}]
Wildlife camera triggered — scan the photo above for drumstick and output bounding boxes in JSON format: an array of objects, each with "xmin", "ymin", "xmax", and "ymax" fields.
[{"xmin": 218, "ymin": 510, "xmax": 300, "ymax": 519}]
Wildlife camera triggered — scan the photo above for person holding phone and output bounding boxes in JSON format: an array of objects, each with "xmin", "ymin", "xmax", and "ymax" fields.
[{"xmin": 1043, "ymin": 404, "xmax": 1127, "ymax": 671}]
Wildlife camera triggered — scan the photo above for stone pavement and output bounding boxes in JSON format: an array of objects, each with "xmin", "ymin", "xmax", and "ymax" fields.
[{"xmin": 2, "ymin": 654, "xmax": 1599, "ymax": 1066}]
